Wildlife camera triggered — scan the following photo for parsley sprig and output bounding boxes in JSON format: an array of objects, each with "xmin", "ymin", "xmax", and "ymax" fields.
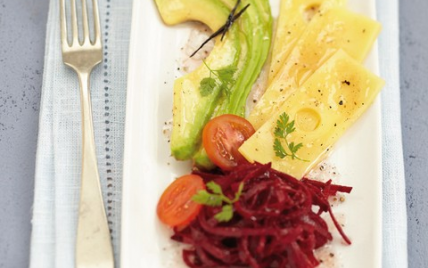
[
  {"xmin": 273, "ymin": 112, "xmax": 308, "ymax": 162},
  {"xmin": 192, "ymin": 181, "xmax": 244, "ymax": 222},
  {"xmin": 199, "ymin": 61, "xmax": 237, "ymax": 98}
]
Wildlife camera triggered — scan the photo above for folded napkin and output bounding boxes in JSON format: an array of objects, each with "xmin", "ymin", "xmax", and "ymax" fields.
[
  {"xmin": 376, "ymin": 0, "xmax": 408, "ymax": 267},
  {"xmin": 30, "ymin": 0, "xmax": 132, "ymax": 267},
  {"xmin": 30, "ymin": 0, "xmax": 407, "ymax": 267}
]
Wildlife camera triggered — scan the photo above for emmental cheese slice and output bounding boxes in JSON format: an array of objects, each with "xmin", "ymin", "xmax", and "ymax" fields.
[
  {"xmin": 239, "ymin": 50, "xmax": 385, "ymax": 179},
  {"xmin": 269, "ymin": 0, "xmax": 346, "ymax": 84},
  {"xmin": 249, "ymin": 7, "xmax": 381, "ymax": 130}
]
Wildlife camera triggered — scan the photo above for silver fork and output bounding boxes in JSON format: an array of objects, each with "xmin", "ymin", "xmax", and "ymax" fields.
[{"xmin": 59, "ymin": 0, "xmax": 114, "ymax": 267}]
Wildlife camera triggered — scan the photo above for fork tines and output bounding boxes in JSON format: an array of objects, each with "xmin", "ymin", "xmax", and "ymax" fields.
[{"xmin": 60, "ymin": 0, "xmax": 101, "ymax": 48}]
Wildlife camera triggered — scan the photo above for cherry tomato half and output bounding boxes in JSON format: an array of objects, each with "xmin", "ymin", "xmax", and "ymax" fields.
[
  {"xmin": 202, "ymin": 114, "xmax": 255, "ymax": 171},
  {"xmin": 157, "ymin": 174, "xmax": 205, "ymax": 227}
]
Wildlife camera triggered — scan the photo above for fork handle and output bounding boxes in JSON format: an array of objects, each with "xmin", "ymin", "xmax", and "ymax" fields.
[{"xmin": 76, "ymin": 71, "xmax": 114, "ymax": 268}]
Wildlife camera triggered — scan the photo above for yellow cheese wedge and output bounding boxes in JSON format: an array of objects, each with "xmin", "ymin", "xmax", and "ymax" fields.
[
  {"xmin": 249, "ymin": 7, "xmax": 381, "ymax": 130},
  {"xmin": 239, "ymin": 50, "xmax": 385, "ymax": 179},
  {"xmin": 269, "ymin": 0, "xmax": 346, "ymax": 84}
]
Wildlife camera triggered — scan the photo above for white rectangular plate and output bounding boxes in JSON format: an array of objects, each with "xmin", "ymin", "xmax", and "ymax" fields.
[{"xmin": 121, "ymin": 0, "xmax": 382, "ymax": 267}]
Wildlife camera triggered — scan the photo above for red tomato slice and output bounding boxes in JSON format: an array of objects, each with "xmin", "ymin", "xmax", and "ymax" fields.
[
  {"xmin": 157, "ymin": 174, "xmax": 205, "ymax": 227},
  {"xmin": 202, "ymin": 114, "xmax": 255, "ymax": 171}
]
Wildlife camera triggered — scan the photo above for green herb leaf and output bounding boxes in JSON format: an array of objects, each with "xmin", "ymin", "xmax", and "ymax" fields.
[
  {"xmin": 273, "ymin": 138, "xmax": 288, "ymax": 159},
  {"xmin": 192, "ymin": 181, "xmax": 244, "ymax": 222},
  {"xmin": 218, "ymin": 65, "xmax": 237, "ymax": 98},
  {"xmin": 192, "ymin": 190, "xmax": 223, "ymax": 206},
  {"xmin": 206, "ymin": 181, "xmax": 223, "ymax": 195},
  {"xmin": 273, "ymin": 112, "xmax": 307, "ymax": 162},
  {"xmin": 274, "ymin": 113, "xmax": 290, "ymax": 138},
  {"xmin": 231, "ymin": 182, "xmax": 245, "ymax": 203},
  {"xmin": 289, "ymin": 142, "xmax": 296, "ymax": 151},
  {"xmin": 200, "ymin": 77, "xmax": 217, "ymax": 97},
  {"xmin": 294, "ymin": 143, "xmax": 304, "ymax": 152},
  {"xmin": 217, "ymin": 65, "xmax": 237, "ymax": 84},
  {"xmin": 286, "ymin": 120, "xmax": 296, "ymax": 134},
  {"xmin": 214, "ymin": 204, "xmax": 234, "ymax": 222},
  {"xmin": 290, "ymin": 142, "xmax": 303, "ymax": 154},
  {"xmin": 200, "ymin": 62, "xmax": 237, "ymax": 99}
]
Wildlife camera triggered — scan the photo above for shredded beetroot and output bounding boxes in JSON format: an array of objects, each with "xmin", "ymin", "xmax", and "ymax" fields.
[{"xmin": 172, "ymin": 162, "xmax": 352, "ymax": 268}]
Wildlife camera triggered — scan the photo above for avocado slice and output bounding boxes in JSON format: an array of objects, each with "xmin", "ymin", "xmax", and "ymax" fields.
[
  {"xmin": 155, "ymin": 0, "xmax": 230, "ymax": 28},
  {"xmin": 217, "ymin": 0, "xmax": 272, "ymax": 117},
  {"xmin": 193, "ymin": 0, "xmax": 273, "ymax": 169},
  {"xmin": 155, "ymin": 0, "xmax": 242, "ymax": 160}
]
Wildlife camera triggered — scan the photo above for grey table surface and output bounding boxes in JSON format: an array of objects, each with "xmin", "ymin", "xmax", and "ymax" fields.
[{"xmin": 0, "ymin": 0, "xmax": 426, "ymax": 267}]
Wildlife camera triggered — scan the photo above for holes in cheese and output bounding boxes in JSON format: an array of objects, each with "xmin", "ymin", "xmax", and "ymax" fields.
[
  {"xmin": 239, "ymin": 50, "xmax": 385, "ymax": 179},
  {"xmin": 268, "ymin": 0, "xmax": 346, "ymax": 84},
  {"xmin": 250, "ymin": 7, "xmax": 382, "ymax": 130},
  {"xmin": 295, "ymin": 108, "xmax": 322, "ymax": 132}
]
